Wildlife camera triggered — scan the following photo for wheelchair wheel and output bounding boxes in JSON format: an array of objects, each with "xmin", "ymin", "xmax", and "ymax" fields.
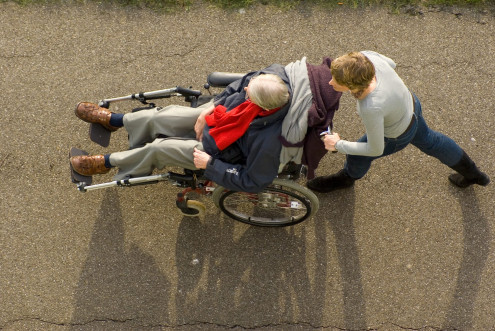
[
  {"xmin": 179, "ymin": 199, "xmax": 206, "ymax": 217},
  {"xmin": 212, "ymin": 179, "xmax": 319, "ymax": 227}
]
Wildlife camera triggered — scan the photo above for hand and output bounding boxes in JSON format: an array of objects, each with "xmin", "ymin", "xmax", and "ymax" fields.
[
  {"xmin": 194, "ymin": 105, "xmax": 214, "ymax": 141},
  {"xmin": 193, "ymin": 147, "xmax": 211, "ymax": 169},
  {"xmin": 323, "ymin": 132, "xmax": 341, "ymax": 152}
]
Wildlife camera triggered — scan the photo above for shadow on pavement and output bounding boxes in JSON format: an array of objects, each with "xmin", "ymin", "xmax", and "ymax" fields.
[
  {"xmin": 174, "ymin": 186, "xmax": 363, "ymax": 329},
  {"xmin": 318, "ymin": 187, "xmax": 366, "ymax": 330},
  {"xmin": 443, "ymin": 187, "xmax": 490, "ymax": 330},
  {"xmin": 175, "ymin": 213, "xmax": 327, "ymax": 327},
  {"xmin": 70, "ymin": 190, "xmax": 171, "ymax": 329}
]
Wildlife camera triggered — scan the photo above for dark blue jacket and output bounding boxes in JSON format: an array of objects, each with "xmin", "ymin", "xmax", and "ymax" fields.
[{"xmin": 202, "ymin": 64, "xmax": 291, "ymax": 193}]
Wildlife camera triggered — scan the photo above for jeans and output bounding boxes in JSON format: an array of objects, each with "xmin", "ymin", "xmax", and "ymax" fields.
[{"xmin": 345, "ymin": 93, "xmax": 464, "ymax": 179}]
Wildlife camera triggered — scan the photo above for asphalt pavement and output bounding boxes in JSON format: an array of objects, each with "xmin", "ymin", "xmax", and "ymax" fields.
[{"xmin": 1, "ymin": 2, "xmax": 494, "ymax": 330}]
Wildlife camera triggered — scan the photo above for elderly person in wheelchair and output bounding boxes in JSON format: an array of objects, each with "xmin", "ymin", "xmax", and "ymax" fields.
[{"xmin": 70, "ymin": 58, "xmax": 341, "ymax": 194}]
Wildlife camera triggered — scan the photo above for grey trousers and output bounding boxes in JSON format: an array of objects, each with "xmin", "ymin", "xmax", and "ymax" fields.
[{"xmin": 109, "ymin": 102, "xmax": 212, "ymax": 180}]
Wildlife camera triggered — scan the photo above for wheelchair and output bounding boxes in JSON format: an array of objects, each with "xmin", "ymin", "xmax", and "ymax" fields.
[{"xmin": 70, "ymin": 72, "xmax": 319, "ymax": 227}]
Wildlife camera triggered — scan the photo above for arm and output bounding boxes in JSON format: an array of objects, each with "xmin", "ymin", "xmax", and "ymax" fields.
[
  {"xmin": 333, "ymin": 110, "xmax": 385, "ymax": 156},
  {"xmin": 194, "ymin": 104, "xmax": 215, "ymax": 141}
]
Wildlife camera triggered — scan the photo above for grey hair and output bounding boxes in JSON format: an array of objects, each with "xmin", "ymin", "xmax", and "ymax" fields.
[{"xmin": 247, "ymin": 74, "xmax": 289, "ymax": 110}]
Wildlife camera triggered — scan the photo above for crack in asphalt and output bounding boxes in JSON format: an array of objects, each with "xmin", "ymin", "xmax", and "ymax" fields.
[
  {"xmin": 0, "ymin": 45, "xmax": 199, "ymax": 62},
  {"xmin": 1, "ymin": 316, "xmax": 167, "ymax": 329},
  {"xmin": 1, "ymin": 317, "xmax": 460, "ymax": 330}
]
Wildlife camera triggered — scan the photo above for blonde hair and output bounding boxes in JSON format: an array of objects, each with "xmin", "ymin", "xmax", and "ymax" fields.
[
  {"xmin": 330, "ymin": 52, "xmax": 375, "ymax": 92},
  {"xmin": 247, "ymin": 74, "xmax": 289, "ymax": 110}
]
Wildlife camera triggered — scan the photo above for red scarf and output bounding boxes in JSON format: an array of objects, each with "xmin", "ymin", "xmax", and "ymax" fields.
[{"xmin": 205, "ymin": 100, "xmax": 280, "ymax": 150}]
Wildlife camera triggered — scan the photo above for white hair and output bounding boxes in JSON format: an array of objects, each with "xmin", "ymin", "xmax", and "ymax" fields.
[{"xmin": 248, "ymin": 74, "xmax": 289, "ymax": 110}]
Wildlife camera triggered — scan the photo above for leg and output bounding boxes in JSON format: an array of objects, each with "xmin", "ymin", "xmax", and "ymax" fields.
[
  {"xmin": 409, "ymin": 99, "xmax": 489, "ymax": 187},
  {"xmin": 124, "ymin": 103, "xmax": 209, "ymax": 149},
  {"xmin": 70, "ymin": 138, "xmax": 203, "ymax": 179},
  {"xmin": 110, "ymin": 138, "xmax": 203, "ymax": 180},
  {"xmin": 75, "ymin": 100, "xmax": 212, "ymax": 148},
  {"xmin": 410, "ymin": 112, "xmax": 464, "ymax": 167}
]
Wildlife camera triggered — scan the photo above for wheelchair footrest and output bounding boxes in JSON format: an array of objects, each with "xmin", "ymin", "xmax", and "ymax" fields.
[{"xmin": 89, "ymin": 123, "xmax": 111, "ymax": 147}]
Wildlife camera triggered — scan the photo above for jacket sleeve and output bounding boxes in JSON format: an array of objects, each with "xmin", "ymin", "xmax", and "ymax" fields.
[
  {"xmin": 336, "ymin": 107, "xmax": 385, "ymax": 156},
  {"xmin": 204, "ymin": 130, "xmax": 281, "ymax": 193}
]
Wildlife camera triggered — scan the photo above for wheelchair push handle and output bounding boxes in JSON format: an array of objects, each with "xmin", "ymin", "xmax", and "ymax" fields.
[
  {"xmin": 176, "ymin": 86, "xmax": 202, "ymax": 97},
  {"xmin": 98, "ymin": 86, "xmax": 202, "ymax": 108}
]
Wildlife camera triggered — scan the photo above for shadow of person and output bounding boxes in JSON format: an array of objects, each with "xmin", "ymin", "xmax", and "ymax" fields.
[
  {"xmin": 174, "ymin": 213, "xmax": 326, "ymax": 327},
  {"xmin": 443, "ymin": 187, "xmax": 490, "ymax": 331},
  {"xmin": 71, "ymin": 190, "xmax": 171, "ymax": 329},
  {"xmin": 316, "ymin": 187, "xmax": 367, "ymax": 330}
]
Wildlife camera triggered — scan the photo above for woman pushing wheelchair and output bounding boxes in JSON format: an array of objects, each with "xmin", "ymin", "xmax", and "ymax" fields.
[{"xmin": 70, "ymin": 58, "xmax": 341, "ymax": 194}]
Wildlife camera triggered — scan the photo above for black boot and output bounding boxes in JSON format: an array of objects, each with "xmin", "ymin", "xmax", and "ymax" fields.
[
  {"xmin": 307, "ymin": 169, "xmax": 356, "ymax": 193},
  {"xmin": 448, "ymin": 151, "xmax": 490, "ymax": 188}
]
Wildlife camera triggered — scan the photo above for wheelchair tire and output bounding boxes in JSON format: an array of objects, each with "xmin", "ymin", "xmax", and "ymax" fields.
[{"xmin": 212, "ymin": 178, "xmax": 319, "ymax": 227}]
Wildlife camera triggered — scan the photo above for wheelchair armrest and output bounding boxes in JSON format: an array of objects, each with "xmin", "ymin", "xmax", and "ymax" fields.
[{"xmin": 207, "ymin": 72, "xmax": 246, "ymax": 88}]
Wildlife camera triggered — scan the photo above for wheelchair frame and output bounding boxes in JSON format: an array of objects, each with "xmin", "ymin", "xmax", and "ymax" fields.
[{"xmin": 70, "ymin": 73, "xmax": 319, "ymax": 227}]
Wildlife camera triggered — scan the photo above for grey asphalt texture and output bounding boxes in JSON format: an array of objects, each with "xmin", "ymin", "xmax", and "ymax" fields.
[{"xmin": 1, "ymin": 2, "xmax": 494, "ymax": 330}]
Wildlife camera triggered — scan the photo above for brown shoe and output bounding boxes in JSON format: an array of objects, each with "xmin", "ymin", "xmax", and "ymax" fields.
[
  {"xmin": 70, "ymin": 155, "xmax": 110, "ymax": 176},
  {"xmin": 75, "ymin": 102, "xmax": 119, "ymax": 132}
]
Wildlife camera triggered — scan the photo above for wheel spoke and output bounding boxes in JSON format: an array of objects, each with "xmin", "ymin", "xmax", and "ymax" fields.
[
  {"xmin": 212, "ymin": 178, "xmax": 319, "ymax": 227},
  {"xmin": 219, "ymin": 187, "xmax": 310, "ymax": 226}
]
